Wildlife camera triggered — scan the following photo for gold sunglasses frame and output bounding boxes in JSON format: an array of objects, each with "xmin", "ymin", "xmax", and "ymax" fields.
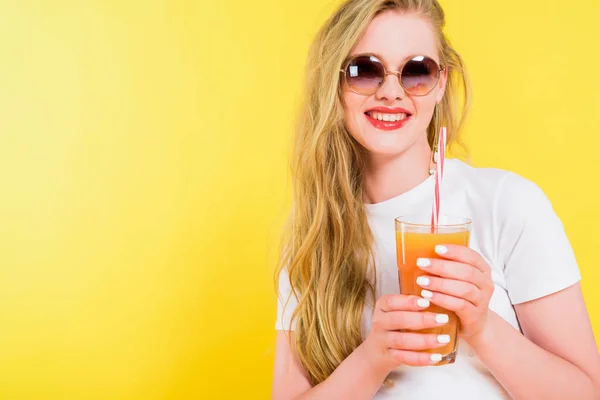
[{"xmin": 340, "ymin": 54, "xmax": 445, "ymax": 96}]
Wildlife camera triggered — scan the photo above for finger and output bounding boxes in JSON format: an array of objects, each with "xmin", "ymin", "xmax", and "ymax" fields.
[
  {"xmin": 380, "ymin": 310, "xmax": 450, "ymax": 331},
  {"xmin": 386, "ymin": 332, "xmax": 449, "ymax": 351},
  {"xmin": 425, "ymin": 290, "xmax": 478, "ymax": 318},
  {"xmin": 432, "ymin": 244, "xmax": 490, "ymax": 273},
  {"xmin": 378, "ymin": 294, "xmax": 431, "ymax": 313},
  {"xmin": 416, "ymin": 258, "xmax": 487, "ymax": 289},
  {"xmin": 416, "ymin": 275, "xmax": 481, "ymax": 304},
  {"xmin": 389, "ymin": 350, "xmax": 445, "ymax": 366}
]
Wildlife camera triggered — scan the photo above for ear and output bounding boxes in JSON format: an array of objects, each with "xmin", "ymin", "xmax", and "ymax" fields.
[{"xmin": 436, "ymin": 67, "xmax": 448, "ymax": 103}]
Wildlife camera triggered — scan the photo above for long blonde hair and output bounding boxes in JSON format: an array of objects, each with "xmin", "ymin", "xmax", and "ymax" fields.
[{"xmin": 275, "ymin": 0, "xmax": 471, "ymax": 386}]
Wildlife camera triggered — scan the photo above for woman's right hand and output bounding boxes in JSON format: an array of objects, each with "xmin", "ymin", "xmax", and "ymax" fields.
[{"xmin": 362, "ymin": 294, "xmax": 450, "ymax": 374}]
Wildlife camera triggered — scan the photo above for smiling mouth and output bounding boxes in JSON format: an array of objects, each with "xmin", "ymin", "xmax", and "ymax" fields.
[{"xmin": 364, "ymin": 111, "xmax": 410, "ymax": 122}]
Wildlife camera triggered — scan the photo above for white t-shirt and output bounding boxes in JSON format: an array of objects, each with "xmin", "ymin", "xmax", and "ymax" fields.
[{"xmin": 275, "ymin": 158, "xmax": 581, "ymax": 399}]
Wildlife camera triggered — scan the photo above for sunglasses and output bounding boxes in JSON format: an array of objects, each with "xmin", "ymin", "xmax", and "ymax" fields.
[{"xmin": 340, "ymin": 54, "xmax": 444, "ymax": 96}]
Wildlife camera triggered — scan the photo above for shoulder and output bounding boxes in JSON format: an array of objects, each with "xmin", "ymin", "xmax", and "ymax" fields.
[
  {"xmin": 446, "ymin": 158, "xmax": 511, "ymax": 195},
  {"xmin": 447, "ymin": 158, "xmax": 551, "ymax": 217},
  {"xmin": 494, "ymin": 169, "xmax": 554, "ymax": 222},
  {"xmin": 447, "ymin": 158, "xmax": 519, "ymax": 186}
]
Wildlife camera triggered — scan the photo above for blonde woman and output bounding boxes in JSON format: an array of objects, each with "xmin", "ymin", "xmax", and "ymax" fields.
[{"xmin": 272, "ymin": 0, "xmax": 600, "ymax": 398}]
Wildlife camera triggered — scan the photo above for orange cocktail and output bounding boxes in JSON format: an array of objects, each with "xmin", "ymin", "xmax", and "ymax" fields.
[{"xmin": 395, "ymin": 215, "xmax": 471, "ymax": 365}]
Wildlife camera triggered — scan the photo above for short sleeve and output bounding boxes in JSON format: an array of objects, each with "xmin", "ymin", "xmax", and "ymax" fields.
[
  {"xmin": 275, "ymin": 268, "xmax": 299, "ymax": 331},
  {"xmin": 496, "ymin": 172, "xmax": 581, "ymax": 305}
]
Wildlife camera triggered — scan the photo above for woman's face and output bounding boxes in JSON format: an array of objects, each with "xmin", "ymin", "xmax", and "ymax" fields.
[{"xmin": 341, "ymin": 11, "xmax": 447, "ymax": 158}]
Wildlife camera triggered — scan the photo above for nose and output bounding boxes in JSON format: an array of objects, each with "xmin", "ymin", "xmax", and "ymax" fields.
[{"xmin": 375, "ymin": 71, "xmax": 406, "ymax": 101}]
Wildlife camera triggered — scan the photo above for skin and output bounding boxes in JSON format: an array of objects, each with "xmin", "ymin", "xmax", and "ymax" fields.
[{"xmin": 272, "ymin": 11, "xmax": 600, "ymax": 400}]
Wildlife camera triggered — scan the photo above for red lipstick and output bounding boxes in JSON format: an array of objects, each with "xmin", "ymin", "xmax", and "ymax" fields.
[{"xmin": 364, "ymin": 107, "xmax": 412, "ymax": 131}]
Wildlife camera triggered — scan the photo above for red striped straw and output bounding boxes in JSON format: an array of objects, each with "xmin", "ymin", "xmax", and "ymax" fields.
[{"xmin": 431, "ymin": 127, "xmax": 447, "ymax": 230}]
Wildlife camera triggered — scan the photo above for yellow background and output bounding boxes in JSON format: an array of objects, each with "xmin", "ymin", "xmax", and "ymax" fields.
[{"xmin": 0, "ymin": 0, "xmax": 598, "ymax": 399}]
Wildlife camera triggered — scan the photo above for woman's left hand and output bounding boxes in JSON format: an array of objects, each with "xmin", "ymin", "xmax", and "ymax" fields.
[{"xmin": 415, "ymin": 244, "xmax": 494, "ymax": 341}]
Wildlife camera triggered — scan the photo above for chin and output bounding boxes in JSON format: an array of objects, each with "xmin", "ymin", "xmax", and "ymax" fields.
[
  {"xmin": 359, "ymin": 139, "xmax": 411, "ymax": 158},
  {"xmin": 356, "ymin": 130, "xmax": 414, "ymax": 157}
]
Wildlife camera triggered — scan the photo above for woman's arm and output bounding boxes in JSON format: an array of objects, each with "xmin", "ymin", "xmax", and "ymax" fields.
[
  {"xmin": 414, "ymin": 243, "xmax": 600, "ymax": 399},
  {"xmin": 272, "ymin": 294, "xmax": 451, "ymax": 399},
  {"xmin": 272, "ymin": 331, "xmax": 388, "ymax": 400},
  {"xmin": 467, "ymin": 283, "xmax": 600, "ymax": 400}
]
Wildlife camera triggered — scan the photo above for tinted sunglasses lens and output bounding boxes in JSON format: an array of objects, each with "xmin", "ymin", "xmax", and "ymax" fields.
[
  {"xmin": 345, "ymin": 56, "xmax": 384, "ymax": 94},
  {"xmin": 401, "ymin": 57, "xmax": 440, "ymax": 96}
]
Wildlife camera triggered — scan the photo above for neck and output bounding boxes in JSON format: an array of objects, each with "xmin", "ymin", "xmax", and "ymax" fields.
[{"xmin": 362, "ymin": 138, "xmax": 433, "ymax": 205}]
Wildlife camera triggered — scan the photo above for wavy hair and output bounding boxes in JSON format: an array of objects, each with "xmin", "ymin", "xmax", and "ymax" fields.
[{"xmin": 275, "ymin": 0, "xmax": 471, "ymax": 386}]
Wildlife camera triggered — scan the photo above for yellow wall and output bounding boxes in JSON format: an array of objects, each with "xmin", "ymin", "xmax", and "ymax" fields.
[{"xmin": 0, "ymin": 0, "xmax": 598, "ymax": 399}]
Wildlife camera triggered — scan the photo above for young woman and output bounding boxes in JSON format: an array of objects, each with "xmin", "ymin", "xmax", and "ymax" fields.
[{"xmin": 272, "ymin": 0, "xmax": 600, "ymax": 398}]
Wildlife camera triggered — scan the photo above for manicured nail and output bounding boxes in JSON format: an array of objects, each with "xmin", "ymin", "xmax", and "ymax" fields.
[
  {"xmin": 430, "ymin": 353, "xmax": 442, "ymax": 363},
  {"xmin": 435, "ymin": 245, "xmax": 448, "ymax": 255},
  {"xmin": 416, "ymin": 276, "xmax": 430, "ymax": 286},
  {"xmin": 421, "ymin": 289, "xmax": 433, "ymax": 299},
  {"xmin": 435, "ymin": 314, "xmax": 449, "ymax": 324},
  {"xmin": 416, "ymin": 258, "xmax": 431, "ymax": 268},
  {"xmin": 417, "ymin": 298, "xmax": 430, "ymax": 308},
  {"xmin": 437, "ymin": 334, "xmax": 451, "ymax": 344}
]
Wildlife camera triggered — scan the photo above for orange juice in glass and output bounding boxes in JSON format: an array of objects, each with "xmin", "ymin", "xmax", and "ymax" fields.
[{"xmin": 395, "ymin": 215, "xmax": 471, "ymax": 366}]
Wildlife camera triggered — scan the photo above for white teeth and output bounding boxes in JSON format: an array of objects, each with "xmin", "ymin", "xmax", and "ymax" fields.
[{"xmin": 368, "ymin": 112, "xmax": 408, "ymax": 122}]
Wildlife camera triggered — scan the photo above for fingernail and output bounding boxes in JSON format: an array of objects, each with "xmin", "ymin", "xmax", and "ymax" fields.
[
  {"xmin": 417, "ymin": 298, "xmax": 430, "ymax": 308},
  {"xmin": 435, "ymin": 245, "xmax": 448, "ymax": 255},
  {"xmin": 430, "ymin": 353, "xmax": 442, "ymax": 363},
  {"xmin": 435, "ymin": 314, "xmax": 449, "ymax": 324},
  {"xmin": 421, "ymin": 289, "xmax": 433, "ymax": 299},
  {"xmin": 416, "ymin": 276, "xmax": 430, "ymax": 286},
  {"xmin": 437, "ymin": 334, "xmax": 451, "ymax": 344},
  {"xmin": 416, "ymin": 258, "xmax": 431, "ymax": 268}
]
